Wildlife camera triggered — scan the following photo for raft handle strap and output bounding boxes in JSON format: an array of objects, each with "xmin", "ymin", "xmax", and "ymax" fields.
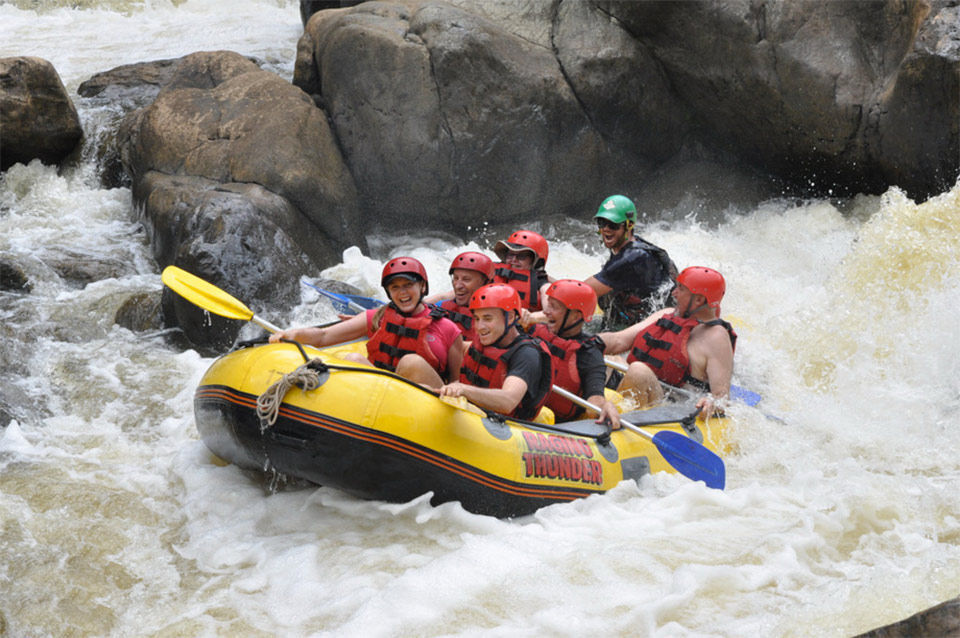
[{"xmin": 281, "ymin": 338, "xmax": 312, "ymax": 364}]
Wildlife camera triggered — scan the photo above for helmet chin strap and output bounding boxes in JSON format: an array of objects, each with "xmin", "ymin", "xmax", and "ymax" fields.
[
  {"xmin": 679, "ymin": 295, "xmax": 709, "ymax": 319},
  {"xmin": 490, "ymin": 310, "xmax": 518, "ymax": 348},
  {"xmin": 558, "ymin": 309, "xmax": 583, "ymax": 336},
  {"xmin": 614, "ymin": 227, "xmax": 634, "ymax": 250}
]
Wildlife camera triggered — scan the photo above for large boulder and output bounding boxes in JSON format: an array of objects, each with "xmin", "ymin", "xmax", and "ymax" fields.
[
  {"xmin": 295, "ymin": 1, "xmax": 615, "ymax": 231},
  {"xmin": 854, "ymin": 594, "xmax": 960, "ymax": 637},
  {"xmin": 600, "ymin": 0, "xmax": 958, "ymax": 199},
  {"xmin": 0, "ymin": 57, "xmax": 83, "ymax": 171},
  {"xmin": 874, "ymin": 1, "xmax": 959, "ymax": 197},
  {"xmin": 300, "ymin": 0, "xmax": 365, "ymax": 26},
  {"xmin": 295, "ymin": 0, "xmax": 958, "ymax": 212},
  {"xmin": 77, "ymin": 58, "xmax": 184, "ymax": 188},
  {"xmin": 119, "ymin": 50, "xmax": 361, "ymax": 350}
]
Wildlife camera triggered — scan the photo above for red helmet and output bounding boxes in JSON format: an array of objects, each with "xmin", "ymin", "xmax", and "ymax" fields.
[
  {"xmin": 449, "ymin": 251, "xmax": 495, "ymax": 281},
  {"xmin": 493, "ymin": 230, "xmax": 549, "ymax": 269},
  {"xmin": 676, "ymin": 267, "xmax": 725, "ymax": 309},
  {"xmin": 546, "ymin": 279, "xmax": 597, "ymax": 320},
  {"xmin": 381, "ymin": 256, "xmax": 429, "ymax": 294},
  {"xmin": 469, "ymin": 283, "xmax": 521, "ymax": 317}
]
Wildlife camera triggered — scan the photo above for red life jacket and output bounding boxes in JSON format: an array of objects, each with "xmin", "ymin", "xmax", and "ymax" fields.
[
  {"xmin": 366, "ymin": 305, "xmax": 445, "ymax": 374},
  {"xmin": 530, "ymin": 324, "xmax": 604, "ymax": 422},
  {"xmin": 459, "ymin": 334, "xmax": 554, "ymax": 420},
  {"xmin": 626, "ymin": 313, "xmax": 737, "ymax": 388},
  {"xmin": 437, "ymin": 299, "xmax": 477, "ymax": 343},
  {"xmin": 493, "ymin": 264, "xmax": 543, "ymax": 311}
]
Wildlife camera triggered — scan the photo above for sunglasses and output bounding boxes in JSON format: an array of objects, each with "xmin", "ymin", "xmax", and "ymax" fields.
[{"xmin": 596, "ymin": 219, "xmax": 624, "ymax": 231}]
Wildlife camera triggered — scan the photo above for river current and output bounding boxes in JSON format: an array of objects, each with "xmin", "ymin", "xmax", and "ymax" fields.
[{"xmin": 2, "ymin": 1, "xmax": 959, "ymax": 637}]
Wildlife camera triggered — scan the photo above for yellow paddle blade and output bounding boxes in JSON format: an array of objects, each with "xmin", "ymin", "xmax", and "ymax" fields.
[{"xmin": 161, "ymin": 266, "xmax": 254, "ymax": 322}]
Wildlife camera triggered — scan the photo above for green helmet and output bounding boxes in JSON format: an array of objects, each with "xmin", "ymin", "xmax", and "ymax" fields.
[{"xmin": 594, "ymin": 195, "xmax": 636, "ymax": 227}]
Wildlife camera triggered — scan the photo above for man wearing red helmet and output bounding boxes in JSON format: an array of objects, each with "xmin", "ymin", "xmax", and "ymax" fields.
[
  {"xmin": 439, "ymin": 283, "xmax": 554, "ymax": 420},
  {"xmin": 426, "ymin": 251, "xmax": 495, "ymax": 344},
  {"xmin": 598, "ymin": 267, "xmax": 737, "ymax": 419},
  {"xmin": 492, "ymin": 230, "xmax": 552, "ymax": 311},
  {"xmin": 522, "ymin": 279, "xmax": 621, "ymax": 428},
  {"xmin": 270, "ymin": 256, "xmax": 463, "ymax": 390}
]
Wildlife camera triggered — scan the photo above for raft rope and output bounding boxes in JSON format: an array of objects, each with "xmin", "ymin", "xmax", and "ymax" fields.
[
  {"xmin": 253, "ymin": 340, "xmax": 618, "ymax": 440},
  {"xmin": 256, "ymin": 358, "xmax": 329, "ymax": 428}
]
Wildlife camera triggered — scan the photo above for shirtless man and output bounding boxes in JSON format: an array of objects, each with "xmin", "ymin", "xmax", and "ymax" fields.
[{"xmin": 598, "ymin": 267, "xmax": 736, "ymax": 419}]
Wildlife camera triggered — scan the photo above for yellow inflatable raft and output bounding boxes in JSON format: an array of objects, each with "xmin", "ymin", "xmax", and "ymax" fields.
[{"xmin": 194, "ymin": 340, "xmax": 730, "ymax": 518}]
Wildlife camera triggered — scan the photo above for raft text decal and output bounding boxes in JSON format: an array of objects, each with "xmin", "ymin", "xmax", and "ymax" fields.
[{"xmin": 521, "ymin": 432, "xmax": 603, "ymax": 485}]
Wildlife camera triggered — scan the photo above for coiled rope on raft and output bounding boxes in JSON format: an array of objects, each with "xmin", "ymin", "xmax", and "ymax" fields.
[{"xmin": 256, "ymin": 360, "xmax": 326, "ymax": 427}]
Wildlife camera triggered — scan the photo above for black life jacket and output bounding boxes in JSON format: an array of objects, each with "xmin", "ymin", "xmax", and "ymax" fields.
[{"xmin": 599, "ymin": 238, "xmax": 677, "ymax": 330}]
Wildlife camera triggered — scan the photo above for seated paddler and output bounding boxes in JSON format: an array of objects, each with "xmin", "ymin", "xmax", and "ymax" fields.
[
  {"xmin": 520, "ymin": 279, "xmax": 620, "ymax": 428},
  {"xmin": 424, "ymin": 250, "xmax": 496, "ymax": 344},
  {"xmin": 491, "ymin": 229, "xmax": 552, "ymax": 311},
  {"xmin": 598, "ymin": 266, "xmax": 737, "ymax": 419},
  {"xmin": 269, "ymin": 256, "xmax": 463, "ymax": 391},
  {"xmin": 439, "ymin": 283, "xmax": 554, "ymax": 420}
]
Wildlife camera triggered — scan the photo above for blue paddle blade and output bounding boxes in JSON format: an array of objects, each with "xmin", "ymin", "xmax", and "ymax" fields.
[
  {"xmin": 650, "ymin": 430, "xmax": 726, "ymax": 489},
  {"xmin": 340, "ymin": 292, "xmax": 383, "ymax": 310},
  {"xmin": 301, "ymin": 280, "xmax": 384, "ymax": 314},
  {"xmin": 731, "ymin": 384, "xmax": 762, "ymax": 406}
]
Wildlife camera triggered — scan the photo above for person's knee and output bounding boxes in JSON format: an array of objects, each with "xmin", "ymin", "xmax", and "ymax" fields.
[
  {"xmin": 395, "ymin": 354, "xmax": 444, "ymax": 388},
  {"xmin": 395, "ymin": 354, "xmax": 427, "ymax": 374},
  {"xmin": 619, "ymin": 362, "xmax": 662, "ymax": 403}
]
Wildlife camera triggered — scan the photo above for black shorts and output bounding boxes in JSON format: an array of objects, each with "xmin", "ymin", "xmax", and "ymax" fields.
[{"xmin": 605, "ymin": 368, "xmax": 623, "ymax": 390}]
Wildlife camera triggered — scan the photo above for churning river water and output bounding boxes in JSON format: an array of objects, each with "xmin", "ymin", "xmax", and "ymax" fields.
[{"xmin": 2, "ymin": 1, "xmax": 959, "ymax": 636}]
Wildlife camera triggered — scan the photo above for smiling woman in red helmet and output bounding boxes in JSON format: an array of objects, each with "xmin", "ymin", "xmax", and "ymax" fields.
[
  {"xmin": 598, "ymin": 266, "xmax": 737, "ymax": 419},
  {"xmin": 269, "ymin": 256, "xmax": 463, "ymax": 390},
  {"xmin": 439, "ymin": 283, "xmax": 554, "ymax": 420}
]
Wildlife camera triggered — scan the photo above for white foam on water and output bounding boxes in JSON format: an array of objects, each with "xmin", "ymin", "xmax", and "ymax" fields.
[{"xmin": 1, "ymin": 1, "xmax": 959, "ymax": 635}]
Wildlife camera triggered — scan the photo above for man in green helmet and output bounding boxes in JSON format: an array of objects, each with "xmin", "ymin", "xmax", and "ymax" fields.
[{"xmin": 583, "ymin": 195, "xmax": 677, "ymax": 331}]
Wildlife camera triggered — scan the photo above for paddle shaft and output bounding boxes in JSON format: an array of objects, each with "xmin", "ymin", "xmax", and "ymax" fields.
[
  {"xmin": 551, "ymin": 385, "xmax": 655, "ymax": 443},
  {"xmin": 250, "ymin": 315, "xmax": 282, "ymax": 334},
  {"xmin": 551, "ymin": 384, "xmax": 725, "ymax": 489}
]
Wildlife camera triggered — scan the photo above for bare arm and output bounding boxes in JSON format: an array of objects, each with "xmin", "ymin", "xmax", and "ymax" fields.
[
  {"xmin": 424, "ymin": 290, "xmax": 454, "ymax": 305},
  {"xmin": 519, "ymin": 309, "xmax": 547, "ymax": 330},
  {"xmin": 583, "ymin": 275, "xmax": 612, "ymax": 298},
  {"xmin": 268, "ymin": 313, "xmax": 367, "ymax": 347},
  {"xmin": 692, "ymin": 326, "xmax": 734, "ymax": 418},
  {"xmin": 445, "ymin": 335, "xmax": 464, "ymax": 383},
  {"xmin": 439, "ymin": 375, "xmax": 528, "ymax": 415},
  {"xmin": 597, "ymin": 308, "xmax": 672, "ymax": 354}
]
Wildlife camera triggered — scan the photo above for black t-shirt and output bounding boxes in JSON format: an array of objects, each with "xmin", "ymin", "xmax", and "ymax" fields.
[
  {"xmin": 595, "ymin": 238, "xmax": 674, "ymax": 330},
  {"xmin": 573, "ymin": 335, "xmax": 607, "ymax": 400},
  {"xmin": 595, "ymin": 238, "xmax": 668, "ymax": 295},
  {"xmin": 504, "ymin": 340, "xmax": 544, "ymax": 409}
]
